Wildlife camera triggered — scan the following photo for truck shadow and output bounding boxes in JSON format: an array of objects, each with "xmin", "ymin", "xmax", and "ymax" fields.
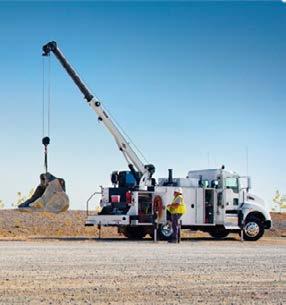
[{"xmin": 31, "ymin": 236, "xmax": 238, "ymax": 242}]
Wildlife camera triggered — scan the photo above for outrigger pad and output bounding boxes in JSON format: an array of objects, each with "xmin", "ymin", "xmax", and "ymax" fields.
[{"xmin": 20, "ymin": 176, "xmax": 69, "ymax": 213}]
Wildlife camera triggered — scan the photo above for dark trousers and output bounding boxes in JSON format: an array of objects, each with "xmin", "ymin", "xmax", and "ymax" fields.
[{"xmin": 171, "ymin": 213, "xmax": 182, "ymax": 241}]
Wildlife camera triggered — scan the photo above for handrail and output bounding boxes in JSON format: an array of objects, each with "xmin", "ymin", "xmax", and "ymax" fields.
[{"xmin": 86, "ymin": 191, "xmax": 102, "ymax": 216}]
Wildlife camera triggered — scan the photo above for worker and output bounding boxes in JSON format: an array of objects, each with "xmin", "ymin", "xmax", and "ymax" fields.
[
  {"xmin": 18, "ymin": 173, "xmax": 48, "ymax": 208},
  {"xmin": 167, "ymin": 187, "xmax": 187, "ymax": 243}
]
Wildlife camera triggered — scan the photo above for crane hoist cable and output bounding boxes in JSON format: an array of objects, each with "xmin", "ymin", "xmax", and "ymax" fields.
[{"xmin": 42, "ymin": 55, "xmax": 51, "ymax": 174}]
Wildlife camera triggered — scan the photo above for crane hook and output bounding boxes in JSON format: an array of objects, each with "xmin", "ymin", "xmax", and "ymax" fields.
[{"xmin": 42, "ymin": 137, "xmax": 50, "ymax": 174}]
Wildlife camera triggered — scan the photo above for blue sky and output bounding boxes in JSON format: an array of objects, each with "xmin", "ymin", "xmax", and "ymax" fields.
[{"xmin": 0, "ymin": 1, "xmax": 285, "ymax": 209}]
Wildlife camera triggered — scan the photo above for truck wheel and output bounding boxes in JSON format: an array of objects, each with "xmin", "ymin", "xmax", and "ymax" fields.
[
  {"xmin": 243, "ymin": 216, "xmax": 264, "ymax": 241},
  {"xmin": 124, "ymin": 227, "xmax": 146, "ymax": 240},
  {"xmin": 209, "ymin": 228, "xmax": 229, "ymax": 239},
  {"xmin": 158, "ymin": 222, "xmax": 173, "ymax": 241}
]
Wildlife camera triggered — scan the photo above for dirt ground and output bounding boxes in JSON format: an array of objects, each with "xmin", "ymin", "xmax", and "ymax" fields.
[{"xmin": 0, "ymin": 238, "xmax": 285, "ymax": 305}]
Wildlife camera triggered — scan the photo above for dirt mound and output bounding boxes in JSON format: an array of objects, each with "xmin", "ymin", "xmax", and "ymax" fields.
[
  {"xmin": 0, "ymin": 210, "xmax": 117, "ymax": 239},
  {"xmin": 0, "ymin": 210, "xmax": 285, "ymax": 239},
  {"xmin": 268, "ymin": 212, "xmax": 286, "ymax": 237}
]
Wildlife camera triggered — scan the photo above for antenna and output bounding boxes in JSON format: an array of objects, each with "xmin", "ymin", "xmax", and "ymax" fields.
[{"xmin": 246, "ymin": 146, "xmax": 249, "ymax": 176}]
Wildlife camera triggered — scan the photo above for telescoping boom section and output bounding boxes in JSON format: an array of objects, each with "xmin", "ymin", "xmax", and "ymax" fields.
[{"xmin": 42, "ymin": 41, "xmax": 155, "ymax": 189}]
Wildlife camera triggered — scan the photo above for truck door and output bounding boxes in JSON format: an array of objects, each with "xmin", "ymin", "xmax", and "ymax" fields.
[{"xmin": 223, "ymin": 177, "xmax": 240, "ymax": 229}]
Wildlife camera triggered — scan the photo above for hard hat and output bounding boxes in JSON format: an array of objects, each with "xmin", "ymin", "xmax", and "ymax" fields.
[{"xmin": 174, "ymin": 187, "xmax": 183, "ymax": 194}]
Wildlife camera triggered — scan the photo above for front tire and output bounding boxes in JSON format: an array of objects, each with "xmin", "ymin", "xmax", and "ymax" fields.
[{"xmin": 243, "ymin": 216, "xmax": 264, "ymax": 241}]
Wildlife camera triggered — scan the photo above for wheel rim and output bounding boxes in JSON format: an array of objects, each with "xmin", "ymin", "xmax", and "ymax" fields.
[
  {"xmin": 244, "ymin": 221, "xmax": 260, "ymax": 238},
  {"xmin": 161, "ymin": 223, "xmax": 173, "ymax": 237}
]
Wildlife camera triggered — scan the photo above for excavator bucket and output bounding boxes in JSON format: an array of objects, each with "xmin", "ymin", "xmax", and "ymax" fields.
[{"xmin": 19, "ymin": 176, "xmax": 69, "ymax": 213}]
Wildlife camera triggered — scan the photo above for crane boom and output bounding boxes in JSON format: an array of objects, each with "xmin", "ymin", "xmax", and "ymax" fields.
[{"xmin": 42, "ymin": 41, "xmax": 155, "ymax": 188}]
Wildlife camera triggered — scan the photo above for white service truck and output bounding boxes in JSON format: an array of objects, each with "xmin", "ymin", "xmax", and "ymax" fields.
[
  {"xmin": 86, "ymin": 167, "xmax": 272, "ymax": 241},
  {"xmin": 43, "ymin": 41, "xmax": 272, "ymax": 241}
]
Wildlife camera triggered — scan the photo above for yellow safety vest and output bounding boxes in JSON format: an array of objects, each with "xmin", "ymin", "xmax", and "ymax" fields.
[{"xmin": 167, "ymin": 194, "xmax": 187, "ymax": 215}]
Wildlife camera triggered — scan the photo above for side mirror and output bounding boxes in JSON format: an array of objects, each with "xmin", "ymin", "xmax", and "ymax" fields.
[
  {"xmin": 238, "ymin": 176, "xmax": 251, "ymax": 191},
  {"xmin": 247, "ymin": 177, "xmax": 252, "ymax": 190}
]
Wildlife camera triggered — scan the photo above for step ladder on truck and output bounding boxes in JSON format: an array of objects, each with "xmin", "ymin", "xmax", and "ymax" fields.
[{"xmin": 42, "ymin": 41, "xmax": 272, "ymax": 241}]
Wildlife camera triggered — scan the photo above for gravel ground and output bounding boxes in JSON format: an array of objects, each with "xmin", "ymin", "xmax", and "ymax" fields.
[{"xmin": 0, "ymin": 238, "xmax": 285, "ymax": 305}]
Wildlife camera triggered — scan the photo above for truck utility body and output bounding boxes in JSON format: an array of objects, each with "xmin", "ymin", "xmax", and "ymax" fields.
[
  {"xmin": 43, "ymin": 41, "xmax": 271, "ymax": 241},
  {"xmin": 86, "ymin": 168, "xmax": 271, "ymax": 240}
]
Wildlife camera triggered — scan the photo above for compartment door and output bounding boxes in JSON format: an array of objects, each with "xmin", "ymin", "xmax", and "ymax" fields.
[
  {"xmin": 204, "ymin": 189, "xmax": 216, "ymax": 224},
  {"xmin": 181, "ymin": 188, "xmax": 197, "ymax": 225}
]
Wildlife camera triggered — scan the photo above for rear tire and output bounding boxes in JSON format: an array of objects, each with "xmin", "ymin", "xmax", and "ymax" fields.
[
  {"xmin": 123, "ymin": 226, "xmax": 146, "ymax": 240},
  {"xmin": 209, "ymin": 227, "xmax": 229, "ymax": 239},
  {"xmin": 243, "ymin": 216, "xmax": 264, "ymax": 241},
  {"xmin": 158, "ymin": 223, "xmax": 173, "ymax": 241}
]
